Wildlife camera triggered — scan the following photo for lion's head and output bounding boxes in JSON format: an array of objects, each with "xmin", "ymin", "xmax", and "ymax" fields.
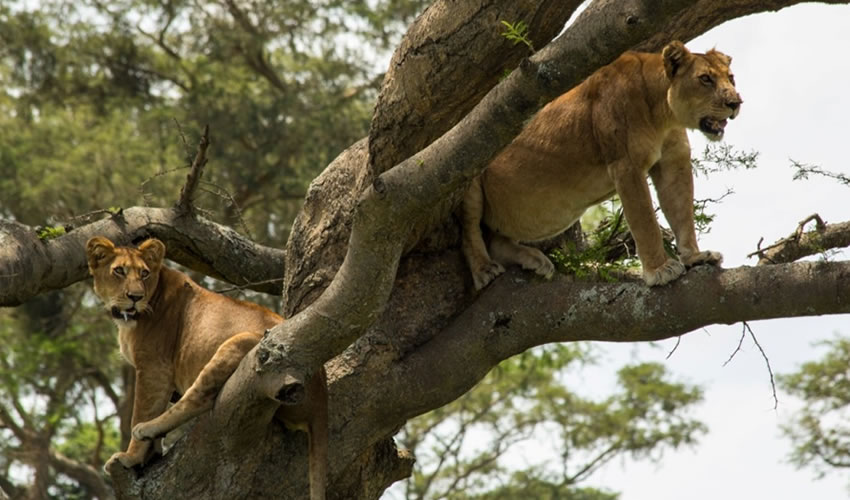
[
  {"xmin": 663, "ymin": 41, "xmax": 742, "ymax": 141},
  {"xmin": 86, "ymin": 237, "xmax": 166, "ymax": 322}
]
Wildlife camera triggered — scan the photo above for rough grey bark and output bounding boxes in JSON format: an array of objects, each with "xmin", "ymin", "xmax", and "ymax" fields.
[
  {"xmin": 367, "ymin": 0, "xmax": 584, "ymax": 178},
  {"xmin": 5, "ymin": 1, "xmax": 850, "ymax": 499}
]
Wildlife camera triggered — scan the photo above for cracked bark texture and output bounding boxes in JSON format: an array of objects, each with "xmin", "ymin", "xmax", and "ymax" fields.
[
  {"xmin": 0, "ymin": 208, "xmax": 284, "ymax": 306},
  {"xmin": 4, "ymin": 1, "xmax": 850, "ymax": 499}
]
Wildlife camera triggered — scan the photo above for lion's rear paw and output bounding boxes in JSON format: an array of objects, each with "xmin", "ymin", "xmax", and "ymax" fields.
[
  {"xmin": 643, "ymin": 258, "xmax": 686, "ymax": 286},
  {"xmin": 517, "ymin": 250, "xmax": 555, "ymax": 279},
  {"xmin": 472, "ymin": 261, "xmax": 505, "ymax": 291},
  {"xmin": 682, "ymin": 250, "xmax": 723, "ymax": 268}
]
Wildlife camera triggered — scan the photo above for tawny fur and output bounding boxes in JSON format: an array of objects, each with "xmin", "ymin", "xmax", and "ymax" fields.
[
  {"xmin": 87, "ymin": 237, "xmax": 328, "ymax": 500},
  {"xmin": 462, "ymin": 41, "xmax": 741, "ymax": 290}
]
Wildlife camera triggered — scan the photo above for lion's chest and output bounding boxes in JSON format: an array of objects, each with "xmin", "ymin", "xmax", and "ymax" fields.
[{"xmin": 116, "ymin": 321, "xmax": 138, "ymax": 366}]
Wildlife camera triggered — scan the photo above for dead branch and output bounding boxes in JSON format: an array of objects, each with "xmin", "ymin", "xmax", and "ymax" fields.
[
  {"xmin": 748, "ymin": 215, "xmax": 850, "ymax": 265},
  {"xmin": 666, "ymin": 336, "xmax": 682, "ymax": 360},
  {"xmin": 744, "ymin": 322, "xmax": 779, "ymax": 410},
  {"xmin": 722, "ymin": 328, "xmax": 747, "ymax": 367},
  {"xmin": 176, "ymin": 124, "xmax": 211, "ymax": 213}
]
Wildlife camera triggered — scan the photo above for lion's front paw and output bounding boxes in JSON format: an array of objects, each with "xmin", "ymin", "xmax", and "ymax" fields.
[
  {"xmin": 132, "ymin": 422, "xmax": 161, "ymax": 442},
  {"xmin": 643, "ymin": 258, "xmax": 686, "ymax": 286},
  {"xmin": 104, "ymin": 451, "xmax": 143, "ymax": 474},
  {"xmin": 681, "ymin": 250, "xmax": 723, "ymax": 268},
  {"xmin": 472, "ymin": 261, "xmax": 505, "ymax": 291}
]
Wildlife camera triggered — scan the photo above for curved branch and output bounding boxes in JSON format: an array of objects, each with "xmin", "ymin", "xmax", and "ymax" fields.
[{"xmin": 0, "ymin": 207, "xmax": 284, "ymax": 306}]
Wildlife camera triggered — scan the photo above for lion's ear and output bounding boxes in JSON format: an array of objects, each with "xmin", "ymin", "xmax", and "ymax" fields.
[
  {"xmin": 707, "ymin": 49, "xmax": 732, "ymax": 67},
  {"xmin": 138, "ymin": 239, "xmax": 166, "ymax": 268},
  {"xmin": 662, "ymin": 41, "xmax": 692, "ymax": 78},
  {"xmin": 86, "ymin": 237, "xmax": 116, "ymax": 272}
]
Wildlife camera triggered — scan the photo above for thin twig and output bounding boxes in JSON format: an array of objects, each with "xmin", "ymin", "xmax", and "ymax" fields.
[
  {"xmin": 214, "ymin": 277, "xmax": 285, "ymax": 294},
  {"xmin": 666, "ymin": 336, "xmax": 681, "ymax": 360},
  {"xmin": 140, "ymin": 166, "xmax": 190, "ymax": 206},
  {"xmin": 174, "ymin": 118, "xmax": 193, "ymax": 164},
  {"xmin": 744, "ymin": 321, "xmax": 779, "ymax": 410},
  {"xmin": 722, "ymin": 327, "xmax": 746, "ymax": 367},
  {"xmin": 198, "ymin": 182, "xmax": 254, "ymax": 240},
  {"xmin": 176, "ymin": 124, "xmax": 211, "ymax": 213}
]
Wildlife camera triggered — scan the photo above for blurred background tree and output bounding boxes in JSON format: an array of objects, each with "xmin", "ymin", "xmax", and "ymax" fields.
[
  {"xmin": 779, "ymin": 336, "xmax": 850, "ymax": 482},
  {"xmin": 391, "ymin": 345, "xmax": 705, "ymax": 500},
  {"xmin": 0, "ymin": 1, "xmax": 426, "ymax": 497}
]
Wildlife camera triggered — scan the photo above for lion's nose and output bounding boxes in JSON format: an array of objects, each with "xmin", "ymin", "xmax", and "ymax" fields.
[
  {"xmin": 126, "ymin": 292, "xmax": 143, "ymax": 303},
  {"xmin": 727, "ymin": 100, "xmax": 741, "ymax": 112}
]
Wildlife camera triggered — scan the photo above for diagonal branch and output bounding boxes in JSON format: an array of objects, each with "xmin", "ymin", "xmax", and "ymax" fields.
[{"xmin": 176, "ymin": 124, "xmax": 211, "ymax": 213}]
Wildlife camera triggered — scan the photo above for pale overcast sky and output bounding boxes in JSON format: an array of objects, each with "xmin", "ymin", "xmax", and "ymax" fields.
[{"xmin": 386, "ymin": 3, "xmax": 850, "ymax": 499}]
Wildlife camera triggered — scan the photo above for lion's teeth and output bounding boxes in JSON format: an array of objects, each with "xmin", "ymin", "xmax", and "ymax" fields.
[{"xmin": 122, "ymin": 312, "xmax": 129, "ymax": 321}]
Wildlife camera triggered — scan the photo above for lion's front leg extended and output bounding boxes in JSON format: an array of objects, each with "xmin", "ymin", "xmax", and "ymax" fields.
[
  {"xmin": 651, "ymin": 131, "xmax": 723, "ymax": 268},
  {"xmin": 612, "ymin": 162, "xmax": 685, "ymax": 286},
  {"xmin": 105, "ymin": 366, "xmax": 174, "ymax": 473},
  {"xmin": 132, "ymin": 332, "xmax": 262, "ymax": 442}
]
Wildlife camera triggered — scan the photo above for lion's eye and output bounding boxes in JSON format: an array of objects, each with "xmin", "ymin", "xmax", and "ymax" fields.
[
  {"xmin": 140, "ymin": 269, "xmax": 150, "ymax": 279},
  {"xmin": 728, "ymin": 74, "xmax": 736, "ymax": 86},
  {"xmin": 113, "ymin": 267, "xmax": 126, "ymax": 277},
  {"xmin": 699, "ymin": 74, "xmax": 714, "ymax": 86}
]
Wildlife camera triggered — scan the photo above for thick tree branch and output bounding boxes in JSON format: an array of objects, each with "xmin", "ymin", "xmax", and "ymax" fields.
[
  {"xmin": 633, "ymin": 0, "xmax": 850, "ymax": 52},
  {"xmin": 215, "ymin": 0, "xmax": 707, "ymax": 452},
  {"xmin": 368, "ymin": 0, "xmax": 584, "ymax": 177},
  {"xmin": 0, "ymin": 207, "xmax": 283, "ymax": 306},
  {"xmin": 345, "ymin": 261, "xmax": 850, "ymax": 449}
]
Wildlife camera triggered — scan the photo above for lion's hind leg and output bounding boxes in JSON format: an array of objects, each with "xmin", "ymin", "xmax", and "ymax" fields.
[
  {"xmin": 462, "ymin": 177, "xmax": 505, "ymax": 290},
  {"xmin": 132, "ymin": 332, "xmax": 262, "ymax": 441},
  {"xmin": 489, "ymin": 234, "xmax": 555, "ymax": 280}
]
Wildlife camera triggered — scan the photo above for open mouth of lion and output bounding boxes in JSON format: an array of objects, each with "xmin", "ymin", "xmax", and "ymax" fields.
[
  {"xmin": 111, "ymin": 306, "xmax": 140, "ymax": 322},
  {"xmin": 699, "ymin": 117, "xmax": 728, "ymax": 139}
]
